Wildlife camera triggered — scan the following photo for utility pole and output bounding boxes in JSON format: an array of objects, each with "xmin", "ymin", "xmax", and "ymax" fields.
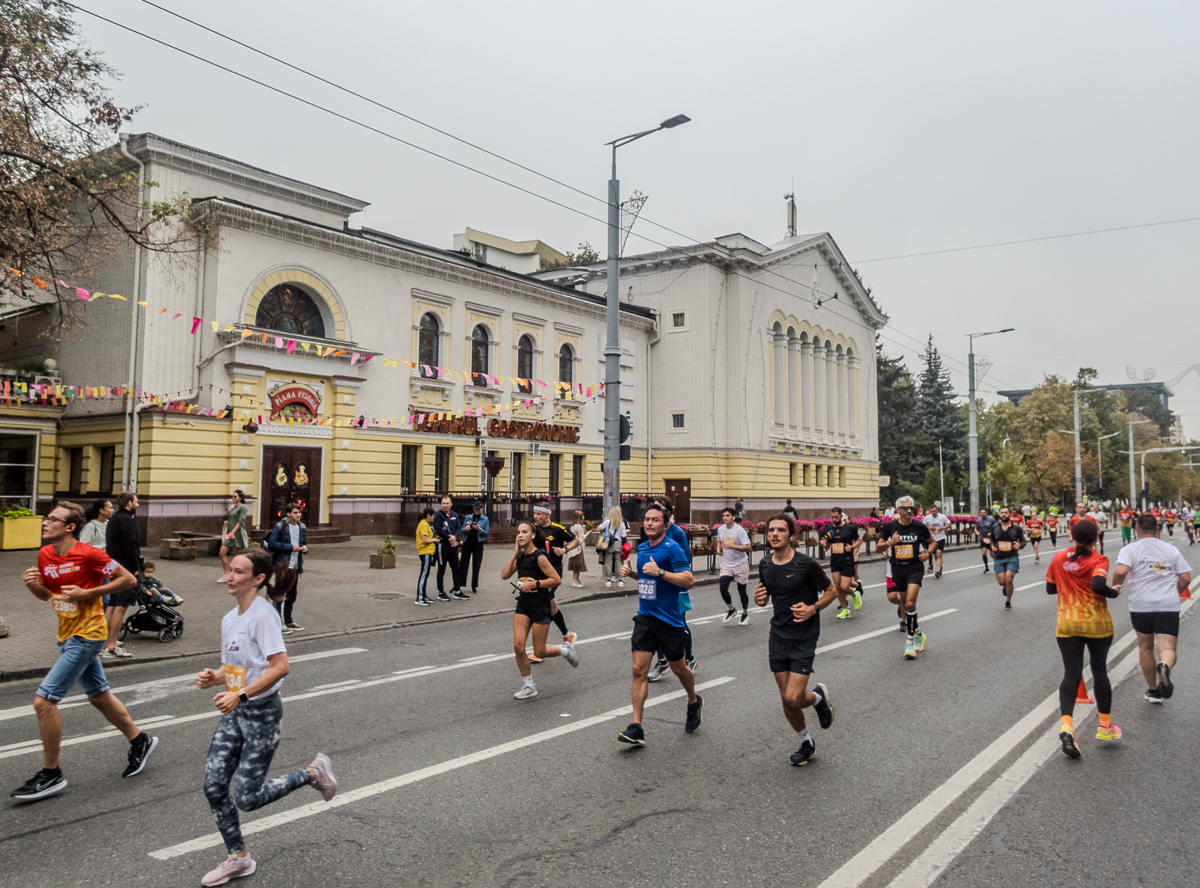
[
  {"xmin": 939, "ymin": 441, "xmax": 945, "ymax": 509},
  {"xmin": 967, "ymin": 328, "xmax": 1013, "ymax": 515},
  {"xmin": 1073, "ymin": 389, "xmax": 1082, "ymax": 502},
  {"xmin": 1128, "ymin": 418, "xmax": 1151, "ymax": 508}
]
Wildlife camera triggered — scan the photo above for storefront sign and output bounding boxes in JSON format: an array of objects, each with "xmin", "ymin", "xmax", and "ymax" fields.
[
  {"xmin": 268, "ymin": 381, "xmax": 323, "ymax": 418},
  {"xmin": 487, "ymin": 418, "xmax": 580, "ymax": 443},
  {"xmin": 413, "ymin": 416, "xmax": 480, "ymax": 436}
]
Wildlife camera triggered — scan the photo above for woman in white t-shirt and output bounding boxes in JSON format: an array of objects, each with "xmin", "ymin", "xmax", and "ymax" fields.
[
  {"xmin": 597, "ymin": 507, "xmax": 627, "ymax": 588},
  {"xmin": 568, "ymin": 510, "xmax": 588, "ymax": 588},
  {"xmin": 195, "ymin": 550, "xmax": 338, "ymax": 887},
  {"xmin": 716, "ymin": 505, "xmax": 752, "ymax": 624},
  {"xmin": 79, "ymin": 498, "xmax": 114, "ymax": 551}
]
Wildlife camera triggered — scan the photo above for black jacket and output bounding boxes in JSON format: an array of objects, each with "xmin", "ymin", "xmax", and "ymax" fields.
[{"xmin": 106, "ymin": 509, "xmax": 141, "ymax": 574}]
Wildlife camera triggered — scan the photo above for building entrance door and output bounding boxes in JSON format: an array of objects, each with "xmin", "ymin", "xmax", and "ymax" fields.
[
  {"xmin": 664, "ymin": 478, "xmax": 691, "ymax": 523},
  {"xmin": 261, "ymin": 446, "xmax": 322, "ymax": 528}
]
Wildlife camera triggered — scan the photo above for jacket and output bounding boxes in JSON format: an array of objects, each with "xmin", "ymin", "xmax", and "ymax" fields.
[
  {"xmin": 432, "ymin": 509, "xmax": 461, "ymax": 544},
  {"xmin": 265, "ymin": 519, "xmax": 308, "ymax": 574},
  {"xmin": 463, "ymin": 513, "xmax": 489, "ymax": 544},
  {"xmin": 106, "ymin": 509, "xmax": 141, "ymax": 575}
]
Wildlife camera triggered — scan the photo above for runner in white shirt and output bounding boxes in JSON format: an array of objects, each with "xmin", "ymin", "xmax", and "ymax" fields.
[
  {"xmin": 922, "ymin": 505, "xmax": 951, "ymax": 579},
  {"xmin": 1089, "ymin": 504, "xmax": 1110, "ymax": 555},
  {"xmin": 716, "ymin": 506, "xmax": 753, "ymax": 625},
  {"xmin": 1112, "ymin": 512, "xmax": 1192, "ymax": 704}
]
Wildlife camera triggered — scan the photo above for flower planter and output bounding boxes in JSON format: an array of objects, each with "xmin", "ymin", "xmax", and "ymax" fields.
[
  {"xmin": 370, "ymin": 554, "xmax": 396, "ymax": 569},
  {"xmin": 0, "ymin": 515, "xmax": 43, "ymax": 550}
]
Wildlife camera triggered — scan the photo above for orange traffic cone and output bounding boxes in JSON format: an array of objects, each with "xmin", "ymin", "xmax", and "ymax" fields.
[
  {"xmin": 1180, "ymin": 588, "xmax": 1193, "ymax": 600},
  {"xmin": 1076, "ymin": 679, "xmax": 1094, "ymax": 704}
]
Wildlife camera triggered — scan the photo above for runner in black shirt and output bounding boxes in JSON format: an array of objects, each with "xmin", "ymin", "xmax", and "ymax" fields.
[
  {"xmin": 986, "ymin": 506, "xmax": 1026, "ymax": 611},
  {"xmin": 877, "ymin": 496, "xmax": 933, "ymax": 660},
  {"xmin": 820, "ymin": 507, "xmax": 862, "ymax": 620},
  {"xmin": 755, "ymin": 514, "xmax": 836, "ymax": 766},
  {"xmin": 531, "ymin": 507, "xmax": 579, "ymax": 656}
]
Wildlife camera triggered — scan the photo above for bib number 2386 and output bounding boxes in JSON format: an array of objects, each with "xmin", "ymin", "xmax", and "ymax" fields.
[{"xmin": 638, "ymin": 577, "xmax": 657, "ymax": 601}]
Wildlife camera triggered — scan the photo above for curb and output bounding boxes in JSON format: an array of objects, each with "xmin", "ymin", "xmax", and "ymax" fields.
[{"xmin": 0, "ymin": 542, "xmax": 982, "ymax": 684}]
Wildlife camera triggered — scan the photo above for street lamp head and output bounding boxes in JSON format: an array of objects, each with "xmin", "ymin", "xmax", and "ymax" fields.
[
  {"xmin": 998, "ymin": 328, "xmax": 1015, "ymax": 333},
  {"xmin": 660, "ymin": 114, "xmax": 691, "ymax": 129}
]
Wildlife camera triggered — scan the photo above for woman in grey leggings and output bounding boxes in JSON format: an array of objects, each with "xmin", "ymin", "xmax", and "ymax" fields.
[
  {"xmin": 598, "ymin": 507, "xmax": 627, "ymax": 587},
  {"xmin": 195, "ymin": 550, "xmax": 339, "ymax": 887}
]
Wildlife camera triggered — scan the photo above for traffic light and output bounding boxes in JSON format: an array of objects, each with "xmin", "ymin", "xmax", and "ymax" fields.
[
  {"xmin": 976, "ymin": 455, "xmax": 987, "ymax": 472},
  {"xmin": 619, "ymin": 413, "xmax": 631, "ymax": 461}
]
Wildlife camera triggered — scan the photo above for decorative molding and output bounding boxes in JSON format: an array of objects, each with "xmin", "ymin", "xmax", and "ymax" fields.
[
  {"xmin": 465, "ymin": 300, "xmax": 502, "ymax": 318},
  {"xmin": 412, "ymin": 288, "xmax": 454, "ymax": 308},
  {"xmin": 257, "ymin": 424, "xmax": 334, "ymax": 440}
]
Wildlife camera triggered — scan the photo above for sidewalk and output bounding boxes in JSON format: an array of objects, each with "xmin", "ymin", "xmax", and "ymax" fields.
[{"xmin": 0, "ymin": 536, "xmax": 981, "ymax": 681}]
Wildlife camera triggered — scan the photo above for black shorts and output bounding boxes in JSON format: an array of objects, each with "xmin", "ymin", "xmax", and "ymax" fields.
[
  {"xmin": 769, "ymin": 632, "xmax": 817, "ymax": 675},
  {"xmin": 829, "ymin": 556, "xmax": 855, "ymax": 576},
  {"xmin": 631, "ymin": 613, "xmax": 686, "ymax": 662},
  {"xmin": 930, "ymin": 540, "xmax": 945, "ymax": 553},
  {"xmin": 515, "ymin": 596, "xmax": 553, "ymax": 625},
  {"xmin": 106, "ymin": 589, "xmax": 138, "ymax": 609},
  {"xmin": 892, "ymin": 561, "xmax": 925, "ymax": 589},
  {"xmin": 1130, "ymin": 611, "xmax": 1180, "ymax": 637}
]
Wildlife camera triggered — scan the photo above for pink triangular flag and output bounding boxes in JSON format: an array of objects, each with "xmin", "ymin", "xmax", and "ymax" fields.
[
  {"xmin": 287, "ymin": 340, "xmax": 297, "ymax": 354},
  {"xmin": 350, "ymin": 352, "xmax": 360, "ymax": 365},
  {"xmin": 191, "ymin": 317, "xmax": 202, "ymax": 334}
]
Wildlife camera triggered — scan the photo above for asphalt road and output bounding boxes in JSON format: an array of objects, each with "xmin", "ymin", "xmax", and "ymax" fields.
[{"xmin": 1, "ymin": 537, "xmax": 1195, "ymax": 888}]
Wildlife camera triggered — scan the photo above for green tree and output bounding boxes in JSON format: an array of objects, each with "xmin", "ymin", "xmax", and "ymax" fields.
[
  {"xmin": 876, "ymin": 336, "xmax": 926, "ymax": 501},
  {"xmin": 986, "ymin": 447, "xmax": 1029, "ymax": 505},
  {"xmin": 916, "ymin": 335, "xmax": 964, "ymax": 478},
  {"xmin": 919, "ymin": 465, "xmax": 943, "ymax": 509}
]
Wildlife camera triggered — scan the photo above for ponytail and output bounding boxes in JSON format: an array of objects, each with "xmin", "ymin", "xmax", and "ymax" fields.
[{"xmin": 1068, "ymin": 517, "xmax": 1098, "ymax": 561}]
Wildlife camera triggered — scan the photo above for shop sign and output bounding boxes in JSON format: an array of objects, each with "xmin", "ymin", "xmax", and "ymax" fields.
[
  {"xmin": 268, "ymin": 381, "xmax": 323, "ymax": 418},
  {"xmin": 414, "ymin": 416, "xmax": 480, "ymax": 436},
  {"xmin": 487, "ymin": 418, "xmax": 580, "ymax": 443}
]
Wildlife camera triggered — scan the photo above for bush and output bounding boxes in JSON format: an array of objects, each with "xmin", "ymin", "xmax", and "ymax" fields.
[{"xmin": 377, "ymin": 535, "xmax": 396, "ymax": 556}]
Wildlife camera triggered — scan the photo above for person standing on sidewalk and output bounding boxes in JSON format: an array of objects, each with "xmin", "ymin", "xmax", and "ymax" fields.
[
  {"xmin": 12, "ymin": 502, "xmax": 157, "ymax": 802},
  {"xmin": 102, "ymin": 493, "xmax": 140, "ymax": 660},
  {"xmin": 598, "ymin": 507, "xmax": 627, "ymax": 587},
  {"xmin": 415, "ymin": 507, "xmax": 436, "ymax": 606},
  {"xmin": 432, "ymin": 495, "xmax": 466, "ymax": 601},
  {"xmin": 265, "ymin": 503, "xmax": 307, "ymax": 633},
  {"xmin": 567, "ymin": 510, "xmax": 588, "ymax": 587},
  {"xmin": 459, "ymin": 501, "xmax": 490, "ymax": 594},
  {"xmin": 217, "ymin": 490, "xmax": 249, "ymax": 583},
  {"xmin": 80, "ymin": 499, "xmax": 113, "ymax": 551}
]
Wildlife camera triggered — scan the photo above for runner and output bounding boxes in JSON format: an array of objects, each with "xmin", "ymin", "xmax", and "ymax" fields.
[
  {"xmin": 617, "ymin": 503, "xmax": 701, "ymax": 746},
  {"xmin": 12, "ymin": 502, "xmax": 158, "ymax": 802},
  {"xmin": 987, "ymin": 506, "xmax": 1026, "ymax": 610},
  {"xmin": 820, "ymin": 507, "xmax": 862, "ymax": 618},
  {"xmin": 1045, "ymin": 517, "xmax": 1121, "ymax": 758},
  {"xmin": 976, "ymin": 507, "xmax": 998, "ymax": 574},
  {"xmin": 1163, "ymin": 506, "xmax": 1178, "ymax": 539},
  {"xmin": 716, "ymin": 505, "xmax": 752, "ymax": 625},
  {"xmin": 531, "ymin": 505, "xmax": 580, "ymax": 653},
  {"xmin": 500, "ymin": 520, "xmax": 579, "ymax": 699},
  {"xmin": 647, "ymin": 498, "xmax": 697, "ymax": 677},
  {"xmin": 922, "ymin": 503, "xmax": 951, "ymax": 579},
  {"xmin": 1026, "ymin": 512, "xmax": 1044, "ymax": 565},
  {"xmin": 1191, "ymin": 507, "xmax": 1200, "ymax": 547},
  {"xmin": 1047, "ymin": 508, "xmax": 1059, "ymax": 549},
  {"xmin": 1112, "ymin": 512, "xmax": 1192, "ymax": 703},
  {"xmin": 1118, "ymin": 505, "xmax": 1135, "ymax": 547},
  {"xmin": 196, "ymin": 550, "xmax": 337, "ymax": 886},
  {"xmin": 1090, "ymin": 503, "xmax": 1110, "ymax": 554},
  {"xmin": 755, "ymin": 514, "xmax": 837, "ymax": 766},
  {"xmin": 877, "ymin": 496, "xmax": 933, "ymax": 659},
  {"xmin": 1068, "ymin": 502, "xmax": 1093, "ymax": 538}
]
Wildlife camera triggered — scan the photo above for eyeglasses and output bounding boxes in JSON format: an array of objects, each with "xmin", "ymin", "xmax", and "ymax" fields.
[{"xmin": 42, "ymin": 517, "xmax": 66, "ymax": 525}]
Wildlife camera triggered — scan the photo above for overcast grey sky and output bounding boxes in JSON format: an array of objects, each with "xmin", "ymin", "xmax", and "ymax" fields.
[{"xmin": 77, "ymin": 0, "xmax": 1200, "ymax": 433}]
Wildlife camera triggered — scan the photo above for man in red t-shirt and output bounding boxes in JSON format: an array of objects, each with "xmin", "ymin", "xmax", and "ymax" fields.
[
  {"xmin": 1164, "ymin": 508, "xmax": 1178, "ymax": 538},
  {"xmin": 11, "ymin": 502, "xmax": 158, "ymax": 803},
  {"xmin": 1026, "ymin": 514, "xmax": 1044, "ymax": 564}
]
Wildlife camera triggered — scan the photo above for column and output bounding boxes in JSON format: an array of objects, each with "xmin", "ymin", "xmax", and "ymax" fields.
[
  {"xmin": 837, "ymin": 351, "xmax": 848, "ymax": 442},
  {"xmin": 772, "ymin": 331, "xmax": 786, "ymax": 430},
  {"xmin": 825, "ymin": 346, "xmax": 837, "ymax": 442},
  {"xmin": 787, "ymin": 336, "xmax": 799, "ymax": 433},
  {"xmin": 848, "ymin": 356, "xmax": 859, "ymax": 445},
  {"xmin": 800, "ymin": 338, "xmax": 812, "ymax": 436},
  {"xmin": 812, "ymin": 342, "xmax": 826, "ymax": 436}
]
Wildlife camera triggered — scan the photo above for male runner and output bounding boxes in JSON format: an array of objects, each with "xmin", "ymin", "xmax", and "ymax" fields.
[
  {"xmin": 618, "ymin": 504, "xmax": 701, "ymax": 745},
  {"xmin": 987, "ymin": 506, "xmax": 1026, "ymax": 611},
  {"xmin": 1163, "ymin": 506, "xmax": 1178, "ymax": 539},
  {"xmin": 716, "ymin": 506, "xmax": 752, "ymax": 625},
  {"xmin": 877, "ymin": 496, "xmax": 932, "ymax": 658},
  {"xmin": 1068, "ymin": 502, "xmax": 1093, "ymax": 536},
  {"xmin": 922, "ymin": 504, "xmax": 951, "ymax": 579},
  {"xmin": 530, "ymin": 505, "xmax": 579, "ymax": 654},
  {"xmin": 1089, "ymin": 503, "xmax": 1110, "ymax": 554},
  {"xmin": 975, "ymin": 507, "xmax": 999, "ymax": 574},
  {"xmin": 755, "ymin": 514, "xmax": 836, "ymax": 766},
  {"xmin": 820, "ymin": 507, "xmax": 861, "ymax": 619},
  {"xmin": 1118, "ymin": 505, "xmax": 1135, "ymax": 547},
  {"xmin": 1026, "ymin": 512, "xmax": 1044, "ymax": 565},
  {"xmin": 1112, "ymin": 512, "xmax": 1192, "ymax": 703},
  {"xmin": 1191, "ymin": 507, "xmax": 1200, "ymax": 547},
  {"xmin": 1047, "ymin": 509, "xmax": 1059, "ymax": 548},
  {"xmin": 647, "ymin": 498, "xmax": 698, "ymax": 675},
  {"xmin": 12, "ymin": 502, "xmax": 158, "ymax": 801}
]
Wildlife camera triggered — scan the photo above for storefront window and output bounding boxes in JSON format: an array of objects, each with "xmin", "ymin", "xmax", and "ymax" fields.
[
  {"xmin": 558, "ymin": 344, "xmax": 574, "ymax": 386},
  {"xmin": 419, "ymin": 313, "xmax": 441, "ymax": 367},
  {"xmin": 517, "ymin": 335, "xmax": 534, "ymax": 393},
  {"xmin": 572, "ymin": 455, "xmax": 584, "ymax": 496},
  {"xmin": 471, "ymin": 325, "xmax": 490, "ymax": 377},
  {"xmin": 255, "ymin": 284, "xmax": 326, "ymax": 338},
  {"xmin": 0, "ymin": 433, "xmax": 37, "ymax": 510},
  {"xmin": 549, "ymin": 453, "xmax": 560, "ymax": 493},
  {"xmin": 434, "ymin": 446, "xmax": 451, "ymax": 492},
  {"xmin": 400, "ymin": 445, "xmax": 417, "ymax": 494}
]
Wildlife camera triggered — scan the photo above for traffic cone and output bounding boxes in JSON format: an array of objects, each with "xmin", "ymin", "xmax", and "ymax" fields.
[
  {"xmin": 1076, "ymin": 679, "xmax": 1093, "ymax": 704},
  {"xmin": 1180, "ymin": 588, "xmax": 1193, "ymax": 600}
]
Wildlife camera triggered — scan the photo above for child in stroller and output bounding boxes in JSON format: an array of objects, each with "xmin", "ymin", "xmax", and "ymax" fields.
[
  {"xmin": 120, "ymin": 561, "xmax": 185, "ymax": 643},
  {"xmin": 140, "ymin": 561, "xmax": 183, "ymax": 606}
]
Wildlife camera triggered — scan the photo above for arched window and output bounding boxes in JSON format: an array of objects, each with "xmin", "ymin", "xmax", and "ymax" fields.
[
  {"xmin": 255, "ymin": 284, "xmax": 325, "ymax": 338},
  {"xmin": 471, "ymin": 324, "xmax": 490, "ymax": 378},
  {"xmin": 418, "ymin": 313, "xmax": 440, "ymax": 367},
  {"xmin": 558, "ymin": 344, "xmax": 574, "ymax": 386},
  {"xmin": 517, "ymin": 334, "xmax": 534, "ymax": 393}
]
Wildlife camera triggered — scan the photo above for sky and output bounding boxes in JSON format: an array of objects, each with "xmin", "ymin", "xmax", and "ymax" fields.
[{"xmin": 72, "ymin": 0, "xmax": 1200, "ymax": 434}]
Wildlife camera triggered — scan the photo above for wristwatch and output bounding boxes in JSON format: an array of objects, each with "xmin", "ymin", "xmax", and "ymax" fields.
[{"xmin": 238, "ymin": 691, "xmax": 249, "ymax": 704}]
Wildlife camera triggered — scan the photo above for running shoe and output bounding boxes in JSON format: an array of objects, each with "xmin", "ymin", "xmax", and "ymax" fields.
[
  {"xmin": 686, "ymin": 657, "xmax": 698, "ymax": 673},
  {"xmin": 414, "ymin": 598, "xmax": 430, "ymax": 606},
  {"xmin": 738, "ymin": 612, "xmax": 750, "ymax": 627},
  {"xmin": 108, "ymin": 646, "xmax": 134, "ymax": 659},
  {"xmin": 564, "ymin": 631, "xmax": 578, "ymax": 645},
  {"xmin": 914, "ymin": 630, "xmax": 927, "ymax": 653},
  {"xmin": 722, "ymin": 608, "xmax": 737, "ymax": 624},
  {"xmin": 852, "ymin": 589, "xmax": 862, "ymax": 609},
  {"xmin": 527, "ymin": 652, "xmax": 542, "ymax": 664},
  {"xmin": 1034, "ymin": 556, "xmax": 1040, "ymax": 565},
  {"xmin": 1059, "ymin": 730, "xmax": 1081, "ymax": 759},
  {"xmin": 309, "ymin": 753, "xmax": 338, "ymax": 801},
  {"xmin": 281, "ymin": 625, "xmax": 294, "ymax": 636},
  {"xmin": 618, "ymin": 723, "xmax": 646, "ymax": 746},
  {"xmin": 1095, "ymin": 723, "xmax": 1123, "ymax": 742},
  {"xmin": 560, "ymin": 642, "xmax": 580, "ymax": 667},
  {"xmin": 451, "ymin": 591, "xmax": 470, "ymax": 601},
  {"xmin": 684, "ymin": 694, "xmax": 703, "ymax": 733},
  {"xmin": 904, "ymin": 636, "xmax": 916, "ymax": 659},
  {"xmin": 122, "ymin": 734, "xmax": 158, "ymax": 777},
  {"xmin": 201, "ymin": 853, "xmax": 256, "ymax": 887},
  {"xmin": 285, "ymin": 622, "xmax": 305, "ymax": 631},
  {"xmin": 812, "ymin": 682, "xmax": 834, "ymax": 729},
  {"xmin": 1005, "ymin": 601, "xmax": 1012, "ymax": 611},
  {"xmin": 513, "ymin": 685, "xmax": 537, "ymax": 700},
  {"xmin": 790, "ymin": 739, "xmax": 816, "ymax": 767},
  {"xmin": 1157, "ymin": 662, "xmax": 1174, "ymax": 699},
  {"xmin": 899, "ymin": 620, "xmax": 907, "ymax": 633},
  {"xmin": 836, "ymin": 607, "xmax": 851, "ymax": 620},
  {"xmin": 983, "ymin": 567, "xmax": 990, "ymax": 574},
  {"xmin": 647, "ymin": 659, "xmax": 668, "ymax": 682},
  {"xmin": 10, "ymin": 769, "xmax": 67, "ymax": 802},
  {"xmin": 935, "ymin": 570, "xmax": 942, "ymax": 579},
  {"xmin": 1145, "ymin": 688, "xmax": 1164, "ymax": 704},
  {"xmin": 216, "ymin": 575, "xmax": 230, "ymax": 584},
  {"xmin": 437, "ymin": 592, "xmax": 451, "ymax": 602}
]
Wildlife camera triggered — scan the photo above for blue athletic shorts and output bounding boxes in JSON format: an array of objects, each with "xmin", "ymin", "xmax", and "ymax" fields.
[
  {"xmin": 993, "ymin": 556, "xmax": 1021, "ymax": 575},
  {"xmin": 36, "ymin": 636, "xmax": 109, "ymax": 703}
]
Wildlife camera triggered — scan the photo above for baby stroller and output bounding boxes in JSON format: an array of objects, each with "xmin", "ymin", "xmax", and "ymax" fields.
[{"xmin": 120, "ymin": 586, "xmax": 184, "ymax": 643}]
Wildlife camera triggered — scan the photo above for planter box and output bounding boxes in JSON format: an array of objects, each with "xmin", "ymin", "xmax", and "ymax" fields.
[
  {"xmin": 0, "ymin": 516, "xmax": 43, "ymax": 550},
  {"xmin": 370, "ymin": 553, "xmax": 396, "ymax": 569},
  {"xmin": 160, "ymin": 540, "xmax": 197, "ymax": 561}
]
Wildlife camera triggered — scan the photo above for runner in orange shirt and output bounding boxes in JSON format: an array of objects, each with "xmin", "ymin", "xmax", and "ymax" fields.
[
  {"xmin": 1163, "ymin": 507, "xmax": 1178, "ymax": 539},
  {"xmin": 1026, "ymin": 513, "xmax": 1044, "ymax": 565},
  {"xmin": 1118, "ymin": 506, "xmax": 1135, "ymax": 546}
]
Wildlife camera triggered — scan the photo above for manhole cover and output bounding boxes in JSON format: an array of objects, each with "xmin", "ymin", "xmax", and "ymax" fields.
[{"xmin": 369, "ymin": 592, "xmax": 401, "ymax": 600}]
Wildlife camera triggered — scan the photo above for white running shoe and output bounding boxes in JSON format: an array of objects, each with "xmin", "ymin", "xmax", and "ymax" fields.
[
  {"xmin": 202, "ymin": 853, "xmax": 256, "ymax": 886},
  {"xmin": 309, "ymin": 753, "xmax": 338, "ymax": 801},
  {"xmin": 216, "ymin": 575, "xmax": 230, "ymax": 584},
  {"xmin": 513, "ymin": 685, "xmax": 538, "ymax": 700},
  {"xmin": 561, "ymin": 642, "xmax": 580, "ymax": 667}
]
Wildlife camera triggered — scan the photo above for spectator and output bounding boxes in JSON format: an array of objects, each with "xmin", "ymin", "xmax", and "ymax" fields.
[
  {"xmin": 102, "ymin": 493, "xmax": 140, "ymax": 659},
  {"xmin": 598, "ymin": 507, "xmax": 627, "ymax": 588},
  {"xmin": 414, "ymin": 507, "xmax": 435, "ymax": 605},
  {"xmin": 460, "ymin": 501, "xmax": 490, "ymax": 594},
  {"xmin": 432, "ymin": 495, "xmax": 466, "ymax": 601},
  {"xmin": 265, "ymin": 503, "xmax": 307, "ymax": 634},
  {"xmin": 735, "ymin": 497, "xmax": 746, "ymax": 525},
  {"xmin": 138, "ymin": 561, "xmax": 182, "ymax": 606},
  {"xmin": 217, "ymin": 490, "xmax": 249, "ymax": 583},
  {"xmin": 80, "ymin": 499, "xmax": 113, "ymax": 551},
  {"xmin": 782, "ymin": 499, "xmax": 798, "ymax": 521},
  {"xmin": 568, "ymin": 510, "xmax": 588, "ymax": 588}
]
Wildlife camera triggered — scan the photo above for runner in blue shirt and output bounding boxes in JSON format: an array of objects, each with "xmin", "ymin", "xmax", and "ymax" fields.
[
  {"xmin": 647, "ymin": 498, "xmax": 697, "ymax": 680},
  {"xmin": 617, "ymin": 503, "xmax": 702, "ymax": 746}
]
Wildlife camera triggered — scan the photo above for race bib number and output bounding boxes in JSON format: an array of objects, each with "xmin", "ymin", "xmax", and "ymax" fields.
[
  {"xmin": 638, "ymin": 578, "xmax": 657, "ymax": 601},
  {"xmin": 895, "ymin": 544, "xmax": 914, "ymax": 560},
  {"xmin": 1030, "ymin": 531, "xmax": 1041, "ymax": 538},
  {"xmin": 998, "ymin": 541, "xmax": 1013, "ymax": 552},
  {"xmin": 51, "ymin": 596, "xmax": 78, "ymax": 616},
  {"xmin": 832, "ymin": 543, "xmax": 845, "ymax": 555},
  {"xmin": 224, "ymin": 665, "xmax": 246, "ymax": 693}
]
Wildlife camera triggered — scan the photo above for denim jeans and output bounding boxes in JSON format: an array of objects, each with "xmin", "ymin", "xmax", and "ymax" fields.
[{"xmin": 36, "ymin": 636, "xmax": 109, "ymax": 702}]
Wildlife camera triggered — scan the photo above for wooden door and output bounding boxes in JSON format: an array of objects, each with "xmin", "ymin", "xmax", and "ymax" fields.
[
  {"xmin": 261, "ymin": 446, "xmax": 322, "ymax": 528},
  {"xmin": 664, "ymin": 478, "xmax": 691, "ymax": 523}
]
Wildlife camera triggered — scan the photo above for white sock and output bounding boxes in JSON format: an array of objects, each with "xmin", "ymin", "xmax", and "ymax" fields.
[
  {"xmin": 522, "ymin": 676, "xmax": 534, "ymax": 688},
  {"xmin": 796, "ymin": 729, "xmax": 811, "ymax": 744},
  {"xmin": 810, "ymin": 690, "xmax": 823, "ymax": 707}
]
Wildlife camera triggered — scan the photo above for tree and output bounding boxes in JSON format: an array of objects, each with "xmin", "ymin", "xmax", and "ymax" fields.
[
  {"xmin": 876, "ymin": 336, "xmax": 926, "ymax": 502},
  {"xmin": 916, "ymin": 335, "xmax": 963, "ymax": 478},
  {"xmin": 986, "ymin": 447, "xmax": 1029, "ymax": 505},
  {"xmin": 543, "ymin": 242, "xmax": 600, "ymax": 269},
  {"xmin": 1, "ymin": 0, "xmax": 192, "ymax": 313}
]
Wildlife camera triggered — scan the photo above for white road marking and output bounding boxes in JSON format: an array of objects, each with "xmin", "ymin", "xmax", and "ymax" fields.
[
  {"xmin": 816, "ymin": 609, "xmax": 957, "ymax": 654},
  {"xmin": 148, "ymin": 676, "xmax": 738, "ymax": 860},
  {"xmin": 308, "ymin": 680, "xmax": 361, "ymax": 691}
]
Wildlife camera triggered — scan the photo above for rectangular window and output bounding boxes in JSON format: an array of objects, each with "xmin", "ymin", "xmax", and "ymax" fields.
[
  {"xmin": 572, "ymin": 455, "xmax": 584, "ymax": 496},
  {"xmin": 790, "ymin": 462, "xmax": 800, "ymax": 486},
  {"xmin": 671, "ymin": 311, "xmax": 686, "ymax": 329},
  {"xmin": 99, "ymin": 447, "xmax": 115, "ymax": 494},
  {"xmin": 511, "ymin": 452, "xmax": 523, "ymax": 492},
  {"xmin": 434, "ymin": 446, "xmax": 451, "ymax": 492},
  {"xmin": 0, "ymin": 433, "xmax": 37, "ymax": 510},
  {"xmin": 68, "ymin": 448, "xmax": 83, "ymax": 495},
  {"xmin": 671, "ymin": 412, "xmax": 686, "ymax": 430},
  {"xmin": 549, "ymin": 453, "xmax": 561, "ymax": 493},
  {"xmin": 400, "ymin": 444, "xmax": 418, "ymax": 493}
]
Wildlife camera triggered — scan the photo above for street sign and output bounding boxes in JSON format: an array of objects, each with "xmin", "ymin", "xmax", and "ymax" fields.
[{"xmin": 874, "ymin": 475, "xmax": 891, "ymax": 487}]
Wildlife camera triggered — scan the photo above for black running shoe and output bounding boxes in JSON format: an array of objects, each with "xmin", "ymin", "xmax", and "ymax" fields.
[
  {"xmin": 935, "ymin": 570, "xmax": 942, "ymax": 579},
  {"xmin": 1005, "ymin": 601, "xmax": 1012, "ymax": 611},
  {"xmin": 684, "ymin": 694, "xmax": 703, "ymax": 734},
  {"xmin": 1059, "ymin": 730, "xmax": 1081, "ymax": 759},
  {"xmin": 1145, "ymin": 688, "xmax": 1164, "ymax": 704},
  {"xmin": 437, "ymin": 592, "xmax": 451, "ymax": 602},
  {"xmin": 11, "ymin": 769, "xmax": 67, "ymax": 801},
  {"xmin": 790, "ymin": 739, "xmax": 816, "ymax": 766},
  {"xmin": 617, "ymin": 723, "xmax": 646, "ymax": 746},
  {"xmin": 123, "ymin": 734, "xmax": 158, "ymax": 777},
  {"xmin": 812, "ymin": 682, "xmax": 834, "ymax": 729},
  {"xmin": 451, "ymin": 591, "xmax": 470, "ymax": 601},
  {"xmin": 1158, "ymin": 662, "xmax": 1174, "ymax": 699}
]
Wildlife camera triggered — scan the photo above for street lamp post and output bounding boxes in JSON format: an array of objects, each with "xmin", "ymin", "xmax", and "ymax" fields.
[
  {"xmin": 602, "ymin": 115, "xmax": 690, "ymax": 514},
  {"xmin": 1097, "ymin": 430, "xmax": 1119, "ymax": 500},
  {"xmin": 1128, "ymin": 419, "xmax": 1152, "ymax": 508},
  {"xmin": 967, "ymin": 328, "xmax": 1013, "ymax": 515}
]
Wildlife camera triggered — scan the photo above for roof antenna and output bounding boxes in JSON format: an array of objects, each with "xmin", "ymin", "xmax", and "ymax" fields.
[{"xmin": 784, "ymin": 183, "xmax": 797, "ymax": 238}]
